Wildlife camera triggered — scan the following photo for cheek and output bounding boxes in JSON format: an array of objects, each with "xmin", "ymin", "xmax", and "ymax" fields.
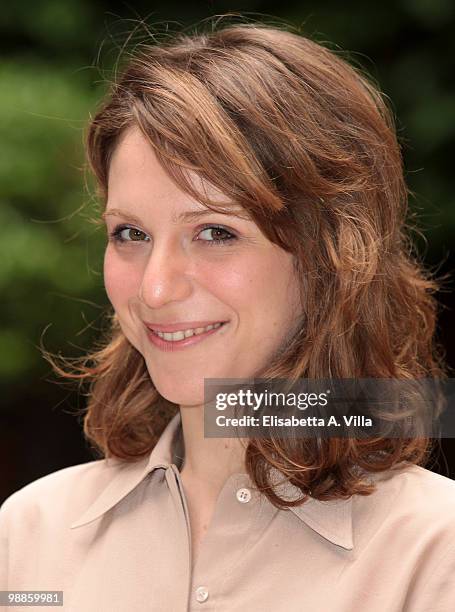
[
  {"xmin": 197, "ymin": 256, "xmax": 260, "ymax": 308},
  {"xmin": 103, "ymin": 248, "xmax": 142, "ymax": 307},
  {"xmin": 214, "ymin": 254, "xmax": 287, "ymax": 300},
  {"xmin": 238, "ymin": 252, "xmax": 300, "ymax": 325},
  {"xmin": 203, "ymin": 254, "xmax": 281, "ymax": 319}
]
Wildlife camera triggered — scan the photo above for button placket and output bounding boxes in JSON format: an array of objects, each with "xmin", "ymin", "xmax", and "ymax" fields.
[{"xmin": 189, "ymin": 475, "xmax": 257, "ymax": 609}]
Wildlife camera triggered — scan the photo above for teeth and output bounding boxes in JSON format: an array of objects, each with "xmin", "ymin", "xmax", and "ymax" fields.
[{"xmin": 154, "ymin": 322, "xmax": 223, "ymax": 342}]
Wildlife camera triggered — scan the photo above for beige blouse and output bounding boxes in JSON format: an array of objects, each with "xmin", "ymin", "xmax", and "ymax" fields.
[{"xmin": 1, "ymin": 411, "xmax": 455, "ymax": 611}]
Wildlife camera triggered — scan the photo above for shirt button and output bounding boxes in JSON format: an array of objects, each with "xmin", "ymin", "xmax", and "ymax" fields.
[
  {"xmin": 236, "ymin": 487, "xmax": 252, "ymax": 503},
  {"xmin": 195, "ymin": 586, "xmax": 209, "ymax": 603}
]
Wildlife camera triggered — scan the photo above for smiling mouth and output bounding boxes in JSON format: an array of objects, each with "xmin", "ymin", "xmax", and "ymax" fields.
[{"xmin": 150, "ymin": 321, "xmax": 226, "ymax": 342}]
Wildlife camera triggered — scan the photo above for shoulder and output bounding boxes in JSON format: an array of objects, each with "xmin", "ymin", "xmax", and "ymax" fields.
[
  {"xmin": 354, "ymin": 463, "xmax": 455, "ymax": 548},
  {"xmin": 369, "ymin": 465, "xmax": 455, "ymax": 611},
  {"xmin": 379, "ymin": 463, "xmax": 455, "ymax": 514},
  {"xmin": 0, "ymin": 458, "xmax": 121, "ymax": 530}
]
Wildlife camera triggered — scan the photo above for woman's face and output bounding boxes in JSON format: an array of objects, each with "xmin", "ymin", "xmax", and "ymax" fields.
[{"xmin": 103, "ymin": 126, "xmax": 302, "ymax": 406}]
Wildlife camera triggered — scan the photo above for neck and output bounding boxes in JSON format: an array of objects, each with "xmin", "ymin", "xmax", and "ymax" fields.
[{"xmin": 178, "ymin": 405, "xmax": 248, "ymax": 490}]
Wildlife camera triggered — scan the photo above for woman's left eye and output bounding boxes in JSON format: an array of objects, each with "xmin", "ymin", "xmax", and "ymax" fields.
[{"xmin": 197, "ymin": 225, "xmax": 237, "ymax": 246}]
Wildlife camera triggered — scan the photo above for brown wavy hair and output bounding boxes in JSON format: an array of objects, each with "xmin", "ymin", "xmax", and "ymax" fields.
[{"xmin": 45, "ymin": 18, "xmax": 448, "ymax": 508}]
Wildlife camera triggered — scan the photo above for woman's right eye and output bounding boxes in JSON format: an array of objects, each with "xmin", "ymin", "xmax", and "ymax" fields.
[{"xmin": 108, "ymin": 225, "xmax": 150, "ymax": 243}]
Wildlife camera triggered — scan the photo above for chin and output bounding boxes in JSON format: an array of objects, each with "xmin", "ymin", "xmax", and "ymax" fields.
[
  {"xmin": 151, "ymin": 378, "xmax": 205, "ymax": 406},
  {"xmin": 152, "ymin": 371, "xmax": 230, "ymax": 407},
  {"xmin": 160, "ymin": 392, "xmax": 207, "ymax": 408}
]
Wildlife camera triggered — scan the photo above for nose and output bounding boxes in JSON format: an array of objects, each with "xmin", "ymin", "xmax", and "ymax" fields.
[{"xmin": 138, "ymin": 239, "xmax": 193, "ymax": 308}]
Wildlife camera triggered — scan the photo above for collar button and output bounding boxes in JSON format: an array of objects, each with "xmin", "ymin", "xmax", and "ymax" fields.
[{"xmin": 236, "ymin": 487, "xmax": 252, "ymax": 503}]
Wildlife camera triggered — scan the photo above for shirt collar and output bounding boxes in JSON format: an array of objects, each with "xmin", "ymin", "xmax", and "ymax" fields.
[
  {"xmin": 70, "ymin": 411, "xmax": 354, "ymax": 550},
  {"xmin": 70, "ymin": 410, "xmax": 182, "ymax": 530}
]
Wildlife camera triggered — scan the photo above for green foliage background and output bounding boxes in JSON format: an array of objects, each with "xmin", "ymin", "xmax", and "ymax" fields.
[{"xmin": 1, "ymin": 1, "xmax": 454, "ymax": 494}]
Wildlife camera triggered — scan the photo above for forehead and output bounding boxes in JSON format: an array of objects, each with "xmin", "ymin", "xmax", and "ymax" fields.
[
  {"xmin": 108, "ymin": 126, "xmax": 168, "ymax": 188},
  {"xmin": 107, "ymin": 125, "xmax": 239, "ymax": 215}
]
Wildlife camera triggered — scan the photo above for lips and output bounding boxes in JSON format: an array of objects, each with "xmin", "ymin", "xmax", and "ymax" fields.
[
  {"xmin": 145, "ymin": 320, "xmax": 228, "ymax": 333},
  {"xmin": 145, "ymin": 321, "xmax": 227, "ymax": 351}
]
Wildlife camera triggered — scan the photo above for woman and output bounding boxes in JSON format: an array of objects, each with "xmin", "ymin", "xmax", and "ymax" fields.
[{"xmin": 1, "ymin": 19, "xmax": 454, "ymax": 612}]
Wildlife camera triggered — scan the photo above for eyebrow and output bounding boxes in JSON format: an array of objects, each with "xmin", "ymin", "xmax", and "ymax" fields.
[{"xmin": 101, "ymin": 207, "xmax": 246, "ymax": 225}]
